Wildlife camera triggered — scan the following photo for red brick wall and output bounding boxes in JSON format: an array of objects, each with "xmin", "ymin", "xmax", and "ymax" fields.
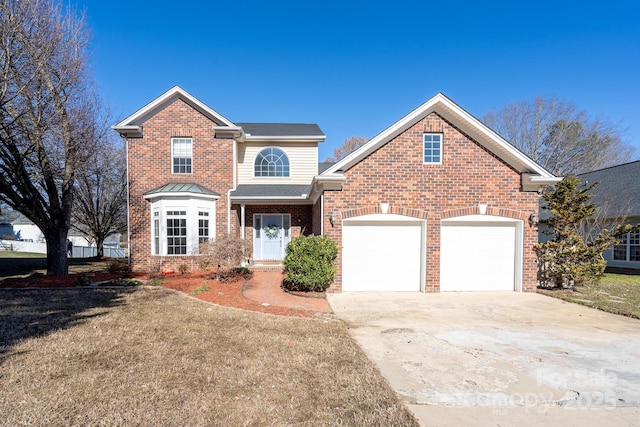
[
  {"xmin": 127, "ymin": 98, "xmax": 234, "ymax": 273},
  {"xmin": 241, "ymin": 205, "xmax": 313, "ymax": 262},
  {"xmin": 323, "ymin": 112, "xmax": 539, "ymax": 293}
]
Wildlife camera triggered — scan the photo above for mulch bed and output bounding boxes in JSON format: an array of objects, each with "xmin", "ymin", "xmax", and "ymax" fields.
[{"xmin": 0, "ymin": 270, "xmax": 322, "ymax": 318}]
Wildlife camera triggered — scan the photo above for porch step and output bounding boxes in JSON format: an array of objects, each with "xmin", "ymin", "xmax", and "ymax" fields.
[{"xmin": 248, "ymin": 262, "xmax": 283, "ymax": 272}]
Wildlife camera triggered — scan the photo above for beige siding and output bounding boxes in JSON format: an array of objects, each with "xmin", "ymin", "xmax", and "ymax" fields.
[{"xmin": 237, "ymin": 142, "xmax": 318, "ymax": 185}]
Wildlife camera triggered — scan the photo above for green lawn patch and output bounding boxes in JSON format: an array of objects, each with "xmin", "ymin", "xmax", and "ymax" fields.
[{"xmin": 539, "ymin": 273, "xmax": 640, "ymax": 319}]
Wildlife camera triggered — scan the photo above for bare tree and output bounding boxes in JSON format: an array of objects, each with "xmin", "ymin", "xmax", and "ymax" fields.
[
  {"xmin": 0, "ymin": 0, "xmax": 98, "ymax": 275},
  {"xmin": 72, "ymin": 138, "xmax": 127, "ymax": 257},
  {"xmin": 325, "ymin": 136, "xmax": 367, "ymax": 162},
  {"xmin": 483, "ymin": 96, "xmax": 633, "ymax": 175}
]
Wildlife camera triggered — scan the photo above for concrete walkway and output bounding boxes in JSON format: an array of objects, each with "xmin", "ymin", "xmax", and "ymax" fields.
[{"xmin": 242, "ymin": 270, "xmax": 332, "ymax": 314}]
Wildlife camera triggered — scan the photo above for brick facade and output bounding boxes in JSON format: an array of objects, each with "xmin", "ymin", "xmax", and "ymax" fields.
[
  {"xmin": 322, "ymin": 112, "xmax": 540, "ymax": 293},
  {"xmin": 127, "ymin": 98, "xmax": 234, "ymax": 273}
]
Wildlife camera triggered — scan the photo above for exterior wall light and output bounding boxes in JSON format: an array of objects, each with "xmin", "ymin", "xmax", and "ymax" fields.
[
  {"xmin": 529, "ymin": 212, "xmax": 539, "ymax": 227},
  {"xmin": 329, "ymin": 211, "xmax": 336, "ymax": 227}
]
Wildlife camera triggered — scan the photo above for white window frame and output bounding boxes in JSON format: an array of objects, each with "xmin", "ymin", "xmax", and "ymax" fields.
[
  {"xmin": 254, "ymin": 147, "xmax": 291, "ymax": 177},
  {"xmin": 172, "ymin": 137, "xmax": 193, "ymax": 174},
  {"xmin": 198, "ymin": 210, "xmax": 210, "ymax": 243},
  {"xmin": 614, "ymin": 229, "xmax": 640, "ymax": 262},
  {"xmin": 423, "ymin": 133, "xmax": 443, "ymax": 164},
  {"xmin": 148, "ymin": 197, "xmax": 216, "ymax": 256}
]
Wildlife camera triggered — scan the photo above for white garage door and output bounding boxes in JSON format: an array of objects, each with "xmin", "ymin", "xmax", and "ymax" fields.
[
  {"xmin": 441, "ymin": 218, "xmax": 519, "ymax": 291},
  {"xmin": 342, "ymin": 215, "xmax": 424, "ymax": 291}
]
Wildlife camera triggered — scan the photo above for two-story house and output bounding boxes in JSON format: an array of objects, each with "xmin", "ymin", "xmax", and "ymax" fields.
[{"xmin": 114, "ymin": 86, "xmax": 559, "ymax": 292}]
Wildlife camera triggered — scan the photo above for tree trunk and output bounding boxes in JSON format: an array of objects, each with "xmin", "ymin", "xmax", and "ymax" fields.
[
  {"xmin": 45, "ymin": 228, "xmax": 69, "ymax": 276},
  {"xmin": 95, "ymin": 236, "xmax": 104, "ymax": 257}
]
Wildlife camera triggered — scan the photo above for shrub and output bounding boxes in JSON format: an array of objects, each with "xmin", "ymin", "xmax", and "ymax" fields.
[
  {"xmin": 197, "ymin": 234, "xmax": 247, "ymax": 281},
  {"xmin": 109, "ymin": 259, "xmax": 130, "ymax": 273},
  {"xmin": 178, "ymin": 263, "xmax": 189, "ymax": 275},
  {"xmin": 283, "ymin": 235, "xmax": 337, "ymax": 292},
  {"xmin": 75, "ymin": 276, "xmax": 92, "ymax": 286}
]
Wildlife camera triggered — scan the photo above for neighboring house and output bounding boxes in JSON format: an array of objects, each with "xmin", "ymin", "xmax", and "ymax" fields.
[
  {"xmin": 577, "ymin": 161, "xmax": 640, "ymax": 271},
  {"xmin": 0, "ymin": 209, "xmax": 44, "ymax": 242},
  {"xmin": 113, "ymin": 86, "xmax": 559, "ymax": 292}
]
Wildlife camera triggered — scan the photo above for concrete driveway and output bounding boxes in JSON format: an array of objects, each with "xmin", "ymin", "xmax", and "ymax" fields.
[{"xmin": 327, "ymin": 292, "xmax": 640, "ymax": 427}]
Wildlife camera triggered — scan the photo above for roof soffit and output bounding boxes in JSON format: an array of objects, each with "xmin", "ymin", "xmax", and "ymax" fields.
[
  {"xmin": 112, "ymin": 86, "xmax": 235, "ymax": 135},
  {"xmin": 323, "ymin": 93, "xmax": 558, "ymax": 181}
]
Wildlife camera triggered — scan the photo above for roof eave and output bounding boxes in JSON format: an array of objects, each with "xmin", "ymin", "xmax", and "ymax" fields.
[
  {"xmin": 143, "ymin": 191, "xmax": 220, "ymax": 201},
  {"xmin": 111, "ymin": 124, "xmax": 142, "ymax": 138},
  {"xmin": 113, "ymin": 86, "xmax": 235, "ymax": 137},
  {"xmin": 322, "ymin": 93, "xmax": 559, "ymax": 181},
  {"xmin": 242, "ymin": 135, "xmax": 326, "ymax": 143},
  {"xmin": 522, "ymin": 173, "xmax": 563, "ymax": 191},
  {"xmin": 230, "ymin": 196, "xmax": 312, "ymax": 205}
]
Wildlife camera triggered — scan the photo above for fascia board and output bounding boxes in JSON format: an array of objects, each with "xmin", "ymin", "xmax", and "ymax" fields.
[
  {"xmin": 323, "ymin": 95, "xmax": 444, "ymax": 175},
  {"xmin": 230, "ymin": 196, "xmax": 313, "ymax": 205},
  {"xmin": 143, "ymin": 192, "xmax": 220, "ymax": 201},
  {"xmin": 522, "ymin": 173, "xmax": 563, "ymax": 191},
  {"xmin": 243, "ymin": 135, "xmax": 326, "ymax": 142},
  {"xmin": 113, "ymin": 86, "xmax": 235, "ymax": 131},
  {"xmin": 323, "ymin": 93, "xmax": 558, "ymax": 181}
]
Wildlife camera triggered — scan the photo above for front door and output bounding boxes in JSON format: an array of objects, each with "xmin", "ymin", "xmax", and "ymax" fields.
[{"xmin": 253, "ymin": 214, "xmax": 291, "ymax": 260}]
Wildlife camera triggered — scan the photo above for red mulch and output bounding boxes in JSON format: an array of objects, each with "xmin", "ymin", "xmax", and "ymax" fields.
[
  {"xmin": 0, "ymin": 272, "xmax": 125, "ymax": 288},
  {"xmin": 0, "ymin": 270, "xmax": 318, "ymax": 317},
  {"xmin": 159, "ymin": 272, "xmax": 320, "ymax": 317}
]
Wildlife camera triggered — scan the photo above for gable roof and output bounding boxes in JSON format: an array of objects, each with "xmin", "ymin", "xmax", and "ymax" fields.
[
  {"xmin": 112, "ymin": 86, "xmax": 234, "ymax": 137},
  {"xmin": 322, "ymin": 93, "xmax": 560, "ymax": 189},
  {"xmin": 577, "ymin": 160, "xmax": 640, "ymax": 218}
]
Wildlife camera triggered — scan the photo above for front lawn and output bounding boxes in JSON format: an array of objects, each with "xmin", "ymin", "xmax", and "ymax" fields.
[
  {"xmin": 539, "ymin": 273, "xmax": 640, "ymax": 319},
  {"xmin": 0, "ymin": 252, "xmax": 114, "ymax": 280},
  {"xmin": 0, "ymin": 287, "xmax": 418, "ymax": 426}
]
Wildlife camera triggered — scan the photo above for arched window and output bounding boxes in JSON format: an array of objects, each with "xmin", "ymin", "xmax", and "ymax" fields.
[{"xmin": 254, "ymin": 147, "xmax": 290, "ymax": 177}]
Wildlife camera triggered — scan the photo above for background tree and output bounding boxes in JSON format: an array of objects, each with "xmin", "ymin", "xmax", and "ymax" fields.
[
  {"xmin": 325, "ymin": 136, "xmax": 367, "ymax": 162},
  {"xmin": 0, "ymin": 0, "xmax": 98, "ymax": 275},
  {"xmin": 537, "ymin": 175, "xmax": 635, "ymax": 289},
  {"xmin": 482, "ymin": 96, "xmax": 633, "ymax": 175},
  {"xmin": 72, "ymin": 138, "xmax": 128, "ymax": 257}
]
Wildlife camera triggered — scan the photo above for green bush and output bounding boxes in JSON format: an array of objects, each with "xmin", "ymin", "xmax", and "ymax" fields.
[{"xmin": 283, "ymin": 235, "xmax": 337, "ymax": 292}]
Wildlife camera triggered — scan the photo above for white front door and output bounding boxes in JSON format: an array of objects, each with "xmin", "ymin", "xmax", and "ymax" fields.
[{"xmin": 253, "ymin": 214, "xmax": 290, "ymax": 260}]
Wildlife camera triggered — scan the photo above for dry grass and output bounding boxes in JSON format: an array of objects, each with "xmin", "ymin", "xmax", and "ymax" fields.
[
  {"xmin": 0, "ymin": 287, "xmax": 419, "ymax": 426},
  {"xmin": 539, "ymin": 273, "xmax": 640, "ymax": 318},
  {"xmin": 0, "ymin": 253, "xmax": 113, "ymax": 280}
]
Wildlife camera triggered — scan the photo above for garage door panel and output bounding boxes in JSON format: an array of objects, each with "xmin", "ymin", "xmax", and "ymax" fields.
[
  {"xmin": 441, "ymin": 222, "xmax": 516, "ymax": 291},
  {"xmin": 343, "ymin": 222, "xmax": 422, "ymax": 292}
]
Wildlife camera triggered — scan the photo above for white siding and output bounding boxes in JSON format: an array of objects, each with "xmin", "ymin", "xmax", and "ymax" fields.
[{"xmin": 237, "ymin": 142, "xmax": 318, "ymax": 185}]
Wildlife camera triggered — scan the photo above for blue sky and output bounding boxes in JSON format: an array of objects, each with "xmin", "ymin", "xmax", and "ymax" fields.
[{"xmin": 79, "ymin": 0, "xmax": 640, "ymax": 162}]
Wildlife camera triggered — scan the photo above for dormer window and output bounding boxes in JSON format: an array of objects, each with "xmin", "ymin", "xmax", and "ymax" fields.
[{"xmin": 254, "ymin": 147, "xmax": 290, "ymax": 177}]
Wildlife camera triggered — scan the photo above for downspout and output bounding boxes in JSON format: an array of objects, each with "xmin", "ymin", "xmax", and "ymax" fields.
[
  {"xmin": 320, "ymin": 193, "xmax": 324, "ymax": 235},
  {"xmin": 124, "ymin": 136, "xmax": 131, "ymax": 266},
  {"xmin": 227, "ymin": 138, "xmax": 238, "ymax": 235}
]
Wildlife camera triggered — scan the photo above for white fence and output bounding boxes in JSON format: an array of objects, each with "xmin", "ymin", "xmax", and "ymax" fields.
[
  {"xmin": 0, "ymin": 239, "xmax": 125, "ymax": 258},
  {"xmin": 0, "ymin": 239, "xmax": 47, "ymax": 254}
]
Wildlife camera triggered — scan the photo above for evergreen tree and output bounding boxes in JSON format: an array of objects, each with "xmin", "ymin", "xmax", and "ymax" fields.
[{"xmin": 538, "ymin": 175, "xmax": 634, "ymax": 288}]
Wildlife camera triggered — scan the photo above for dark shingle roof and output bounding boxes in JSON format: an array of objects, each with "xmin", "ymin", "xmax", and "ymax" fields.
[
  {"xmin": 144, "ymin": 182, "xmax": 220, "ymax": 197},
  {"xmin": 318, "ymin": 162, "xmax": 335, "ymax": 174},
  {"xmin": 235, "ymin": 123, "xmax": 324, "ymax": 138},
  {"xmin": 577, "ymin": 160, "xmax": 640, "ymax": 218},
  {"xmin": 230, "ymin": 184, "xmax": 310, "ymax": 198}
]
